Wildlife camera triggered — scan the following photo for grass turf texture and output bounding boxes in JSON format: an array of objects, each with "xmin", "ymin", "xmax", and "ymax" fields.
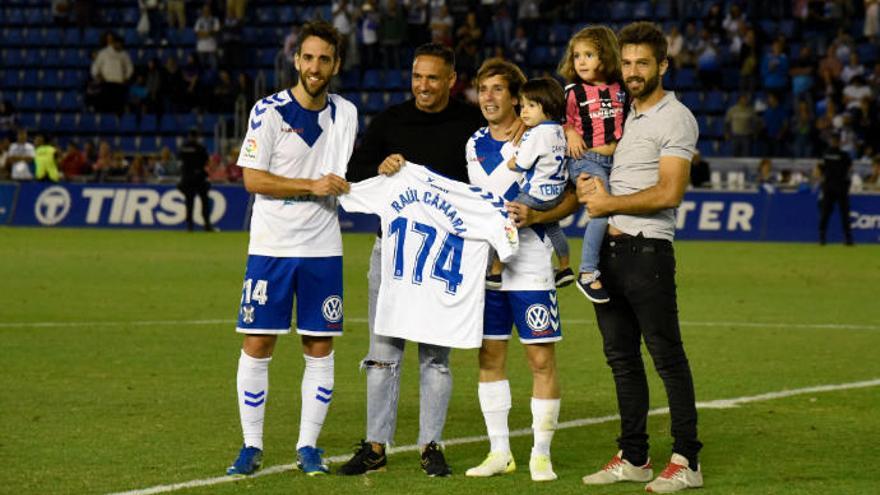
[{"xmin": 1, "ymin": 227, "xmax": 878, "ymax": 494}]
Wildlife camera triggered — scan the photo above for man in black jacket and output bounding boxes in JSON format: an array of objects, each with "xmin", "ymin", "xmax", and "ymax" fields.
[
  {"xmin": 818, "ymin": 133, "xmax": 853, "ymax": 245},
  {"xmin": 178, "ymin": 128, "xmax": 213, "ymax": 232}
]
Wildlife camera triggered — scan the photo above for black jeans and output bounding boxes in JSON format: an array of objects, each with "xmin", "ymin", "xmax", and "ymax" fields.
[
  {"xmin": 593, "ymin": 233, "xmax": 702, "ymax": 465},
  {"xmin": 819, "ymin": 188, "xmax": 852, "ymax": 243},
  {"xmin": 179, "ymin": 182, "xmax": 212, "ymax": 231}
]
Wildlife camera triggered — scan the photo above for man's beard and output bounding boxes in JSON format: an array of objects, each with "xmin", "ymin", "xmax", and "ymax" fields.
[
  {"xmin": 626, "ymin": 71, "xmax": 660, "ymax": 98},
  {"xmin": 299, "ymin": 72, "xmax": 329, "ymax": 98}
]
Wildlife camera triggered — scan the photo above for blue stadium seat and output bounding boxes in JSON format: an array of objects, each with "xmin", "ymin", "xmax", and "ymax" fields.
[
  {"xmin": 79, "ymin": 113, "xmax": 97, "ymax": 133},
  {"xmin": 19, "ymin": 112, "xmax": 39, "ymax": 129},
  {"xmin": 140, "ymin": 114, "xmax": 158, "ymax": 133},
  {"xmin": 161, "ymin": 136, "xmax": 178, "ymax": 151},
  {"xmin": 548, "ymin": 23, "xmax": 570, "ymax": 44},
  {"xmin": 120, "ymin": 114, "xmax": 138, "ymax": 133},
  {"xmin": 2, "ymin": 70, "xmax": 18, "ymax": 88},
  {"xmin": 339, "ymin": 70, "xmax": 360, "ymax": 90},
  {"xmin": 24, "ymin": 29, "xmax": 42, "ymax": 45},
  {"xmin": 673, "ymin": 68, "xmax": 697, "ymax": 90},
  {"xmin": 655, "ymin": 0, "xmax": 672, "ymax": 19},
  {"xmin": 176, "ymin": 113, "xmax": 197, "ymax": 132},
  {"xmin": 62, "ymin": 29, "xmax": 80, "ymax": 45},
  {"xmin": 4, "ymin": 28, "xmax": 23, "ymax": 46},
  {"xmin": 98, "ymin": 114, "xmax": 119, "ymax": 133},
  {"xmin": 43, "ymin": 28, "xmax": 62, "ymax": 46},
  {"xmin": 610, "ymin": 1, "xmax": 629, "ymax": 21},
  {"xmin": 41, "ymin": 69, "xmax": 59, "ymax": 88},
  {"xmin": 697, "ymin": 139, "xmax": 716, "ymax": 157},
  {"xmin": 364, "ymin": 92, "xmax": 386, "ymax": 113},
  {"xmin": 58, "ymin": 113, "xmax": 78, "ymax": 132},
  {"xmin": 633, "ymin": 1, "xmax": 653, "ymax": 18},
  {"xmin": 58, "ymin": 91, "xmax": 80, "ymax": 110},
  {"xmin": 703, "ymin": 90, "xmax": 725, "ymax": 113},
  {"xmin": 83, "ymin": 28, "xmax": 101, "ymax": 46},
  {"xmin": 388, "ymin": 91, "xmax": 407, "ymax": 105},
  {"xmin": 720, "ymin": 68, "xmax": 740, "ymax": 90},
  {"xmin": 20, "ymin": 69, "xmax": 40, "ymax": 88},
  {"xmin": 679, "ymin": 91, "xmax": 701, "ymax": 111},
  {"xmin": 385, "ymin": 70, "xmax": 405, "ymax": 90},
  {"xmin": 857, "ymin": 43, "xmax": 879, "ymax": 65},
  {"xmin": 278, "ymin": 5, "xmax": 295, "ymax": 23},
  {"xmin": 201, "ymin": 114, "xmax": 219, "ymax": 133},
  {"xmin": 141, "ymin": 136, "xmax": 160, "ymax": 153},
  {"xmin": 529, "ymin": 45, "xmax": 550, "ymax": 63},
  {"xmin": 6, "ymin": 9, "xmax": 24, "ymax": 25},
  {"xmin": 362, "ymin": 69, "xmax": 383, "ymax": 90},
  {"xmin": 17, "ymin": 91, "xmax": 38, "ymax": 110},
  {"xmin": 119, "ymin": 136, "xmax": 139, "ymax": 152}
]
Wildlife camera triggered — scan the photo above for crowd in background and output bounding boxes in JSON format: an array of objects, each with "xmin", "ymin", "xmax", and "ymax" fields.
[{"xmin": 3, "ymin": 0, "xmax": 880, "ymax": 186}]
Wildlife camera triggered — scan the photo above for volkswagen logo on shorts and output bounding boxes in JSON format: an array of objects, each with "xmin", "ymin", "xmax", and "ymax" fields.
[
  {"xmin": 525, "ymin": 303, "xmax": 551, "ymax": 332},
  {"xmin": 35, "ymin": 186, "xmax": 72, "ymax": 225},
  {"xmin": 322, "ymin": 295, "xmax": 343, "ymax": 323}
]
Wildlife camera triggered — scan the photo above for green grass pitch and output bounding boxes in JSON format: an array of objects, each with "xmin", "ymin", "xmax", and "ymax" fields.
[{"xmin": 1, "ymin": 227, "xmax": 878, "ymax": 494}]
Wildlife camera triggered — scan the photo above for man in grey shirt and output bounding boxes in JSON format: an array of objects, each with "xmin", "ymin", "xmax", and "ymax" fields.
[
  {"xmin": 505, "ymin": 22, "xmax": 704, "ymax": 493},
  {"xmin": 577, "ymin": 22, "xmax": 703, "ymax": 493}
]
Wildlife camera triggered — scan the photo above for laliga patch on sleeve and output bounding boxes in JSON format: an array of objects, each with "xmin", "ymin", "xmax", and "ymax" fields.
[{"xmin": 243, "ymin": 138, "xmax": 258, "ymax": 160}]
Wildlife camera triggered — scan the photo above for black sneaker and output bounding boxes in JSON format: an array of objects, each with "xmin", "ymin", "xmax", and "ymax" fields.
[
  {"xmin": 337, "ymin": 440, "xmax": 387, "ymax": 475},
  {"xmin": 421, "ymin": 441, "xmax": 452, "ymax": 477},
  {"xmin": 554, "ymin": 267, "xmax": 575, "ymax": 287},
  {"xmin": 576, "ymin": 275, "xmax": 610, "ymax": 304},
  {"xmin": 485, "ymin": 273, "xmax": 502, "ymax": 290}
]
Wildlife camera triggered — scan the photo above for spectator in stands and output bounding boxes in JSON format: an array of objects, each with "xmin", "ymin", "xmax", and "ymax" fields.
[
  {"xmin": 738, "ymin": 27, "xmax": 759, "ymax": 93},
  {"xmin": 405, "ymin": 0, "xmax": 430, "ymax": 46},
  {"xmin": 429, "ymin": 5, "xmax": 454, "ymax": 47},
  {"xmin": 840, "ymin": 52, "xmax": 866, "ymax": 85},
  {"xmin": 222, "ymin": 9, "xmax": 246, "ymax": 70},
  {"xmin": 333, "ymin": 0, "xmax": 358, "ymax": 71},
  {"xmin": 722, "ymin": 3, "xmax": 746, "ymax": 43},
  {"xmin": 166, "ymin": 0, "xmax": 186, "ymax": 32},
  {"xmin": 455, "ymin": 10, "xmax": 482, "ymax": 52},
  {"xmin": 155, "ymin": 145, "xmax": 180, "ymax": 177},
  {"xmin": 177, "ymin": 129, "xmax": 213, "ymax": 232},
  {"xmin": 82, "ymin": 140, "xmax": 97, "ymax": 164},
  {"xmin": 8, "ymin": 129, "xmax": 36, "ymax": 181},
  {"xmin": 60, "ymin": 141, "xmax": 89, "ymax": 179},
  {"xmin": 725, "ymin": 94, "xmax": 759, "ymax": 157},
  {"xmin": 194, "ymin": 5, "xmax": 221, "ymax": 70},
  {"xmin": 815, "ymin": 98, "xmax": 840, "ymax": 147},
  {"xmin": 52, "ymin": 0, "xmax": 71, "ymax": 27},
  {"xmin": 182, "ymin": 54, "xmax": 202, "ymax": 111},
  {"xmin": 33, "ymin": 135, "xmax": 61, "ymax": 183},
  {"xmin": 666, "ymin": 25, "xmax": 684, "ymax": 69},
  {"xmin": 73, "ymin": 0, "xmax": 93, "ymax": 33},
  {"xmin": 129, "ymin": 74, "xmax": 149, "ymax": 114},
  {"xmin": 761, "ymin": 39, "xmax": 789, "ymax": 98},
  {"xmin": 139, "ymin": 0, "xmax": 167, "ymax": 46},
  {"xmin": 516, "ymin": 0, "xmax": 540, "ymax": 32},
  {"xmin": 843, "ymin": 75, "xmax": 873, "ymax": 113},
  {"xmin": 680, "ymin": 21, "xmax": 700, "ymax": 68},
  {"xmin": 867, "ymin": 0, "xmax": 880, "ymax": 42},
  {"xmin": 144, "ymin": 58, "xmax": 163, "ymax": 114},
  {"xmin": 865, "ymin": 154, "xmax": 880, "ymax": 190},
  {"xmin": 90, "ymin": 33, "xmax": 134, "ymax": 114},
  {"xmin": 360, "ymin": 0, "xmax": 381, "ymax": 69},
  {"xmin": 0, "ymin": 100, "xmax": 15, "ymax": 138},
  {"xmin": 790, "ymin": 45, "xmax": 816, "ymax": 101},
  {"xmin": 380, "ymin": 0, "xmax": 407, "ymax": 70},
  {"xmin": 792, "ymin": 100, "xmax": 815, "ymax": 158},
  {"xmin": 509, "ymin": 25, "xmax": 529, "ymax": 66},
  {"xmin": 690, "ymin": 152, "xmax": 711, "ymax": 188},
  {"xmin": 755, "ymin": 157, "xmax": 777, "ymax": 188},
  {"xmin": 0, "ymin": 138, "xmax": 10, "ymax": 180},
  {"xmin": 695, "ymin": 28, "xmax": 721, "ymax": 89},
  {"xmin": 163, "ymin": 56, "xmax": 187, "ymax": 112},
  {"xmin": 91, "ymin": 140, "xmax": 113, "ymax": 182},
  {"xmin": 225, "ymin": 147, "xmax": 242, "ymax": 182},
  {"xmin": 212, "ymin": 70, "xmax": 237, "ymax": 112},
  {"xmin": 227, "ymin": 0, "xmax": 247, "ymax": 20},
  {"xmin": 762, "ymin": 93, "xmax": 789, "ymax": 157},
  {"xmin": 818, "ymin": 45, "xmax": 844, "ymax": 94},
  {"xmin": 491, "ymin": 5, "xmax": 513, "ymax": 48},
  {"xmin": 704, "ymin": 2, "xmax": 724, "ymax": 44},
  {"xmin": 127, "ymin": 154, "xmax": 149, "ymax": 183},
  {"xmin": 107, "ymin": 151, "xmax": 130, "ymax": 181},
  {"xmin": 206, "ymin": 153, "xmax": 228, "ymax": 183}
]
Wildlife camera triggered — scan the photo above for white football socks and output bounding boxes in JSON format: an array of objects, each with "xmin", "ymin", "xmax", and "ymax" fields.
[
  {"xmin": 531, "ymin": 397, "xmax": 560, "ymax": 456},
  {"xmin": 296, "ymin": 351, "xmax": 334, "ymax": 450},
  {"xmin": 237, "ymin": 350, "xmax": 271, "ymax": 450},
  {"xmin": 478, "ymin": 380, "xmax": 512, "ymax": 453}
]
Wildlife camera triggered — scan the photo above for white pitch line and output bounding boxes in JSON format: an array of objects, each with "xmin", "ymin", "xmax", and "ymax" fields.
[
  {"xmin": 2, "ymin": 318, "xmax": 879, "ymax": 331},
  {"xmin": 108, "ymin": 377, "xmax": 880, "ymax": 495}
]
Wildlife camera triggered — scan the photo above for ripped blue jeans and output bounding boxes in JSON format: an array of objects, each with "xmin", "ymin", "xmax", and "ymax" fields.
[{"xmin": 363, "ymin": 237, "xmax": 452, "ymax": 446}]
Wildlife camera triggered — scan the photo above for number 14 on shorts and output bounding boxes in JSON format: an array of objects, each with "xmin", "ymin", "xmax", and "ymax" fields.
[{"xmin": 242, "ymin": 279, "xmax": 269, "ymax": 305}]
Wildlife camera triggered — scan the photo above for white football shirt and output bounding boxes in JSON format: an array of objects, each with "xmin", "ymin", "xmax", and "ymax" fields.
[
  {"xmin": 237, "ymin": 90, "xmax": 358, "ymax": 257},
  {"xmin": 339, "ymin": 163, "xmax": 519, "ymax": 349},
  {"xmin": 513, "ymin": 122, "xmax": 568, "ymax": 202},
  {"xmin": 467, "ymin": 127, "xmax": 555, "ymax": 291}
]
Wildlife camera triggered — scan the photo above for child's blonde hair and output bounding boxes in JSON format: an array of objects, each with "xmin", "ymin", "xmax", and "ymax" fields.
[{"xmin": 557, "ymin": 25, "xmax": 622, "ymax": 84}]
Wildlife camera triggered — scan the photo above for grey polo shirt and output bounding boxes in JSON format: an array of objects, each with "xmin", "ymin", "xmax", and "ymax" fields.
[{"xmin": 608, "ymin": 91, "xmax": 698, "ymax": 241}]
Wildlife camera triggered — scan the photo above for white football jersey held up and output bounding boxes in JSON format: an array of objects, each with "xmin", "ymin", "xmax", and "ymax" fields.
[
  {"xmin": 339, "ymin": 163, "xmax": 519, "ymax": 349},
  {"xmin": 513, "ymin": 122, "xmax": 568, "ymax": 202},
  {"xmin": 237, "ymin": 89, "xmax": 358, "ymax": 257},
  {"xmin": 467, "ymin": 127, "xmax": 555, "ymax": 291}
]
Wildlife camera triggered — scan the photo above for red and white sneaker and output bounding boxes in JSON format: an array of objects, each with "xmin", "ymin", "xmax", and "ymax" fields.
[
  {"xmin": 645, "ymin": 453, "xmax": 703, "ymax": 493},
  {"xmin": 582, "ymin": 450, "xmax": 653, "ymax": 485}
]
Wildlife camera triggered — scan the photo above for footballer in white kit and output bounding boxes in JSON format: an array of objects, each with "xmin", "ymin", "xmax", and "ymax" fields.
[
  {"xmin": 339, "ymin": 162, "xmax": 519, "ymax": 349},
  {"xmin": 226, "ymin": 21, "xmax": 357, "ymax": 478}
]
